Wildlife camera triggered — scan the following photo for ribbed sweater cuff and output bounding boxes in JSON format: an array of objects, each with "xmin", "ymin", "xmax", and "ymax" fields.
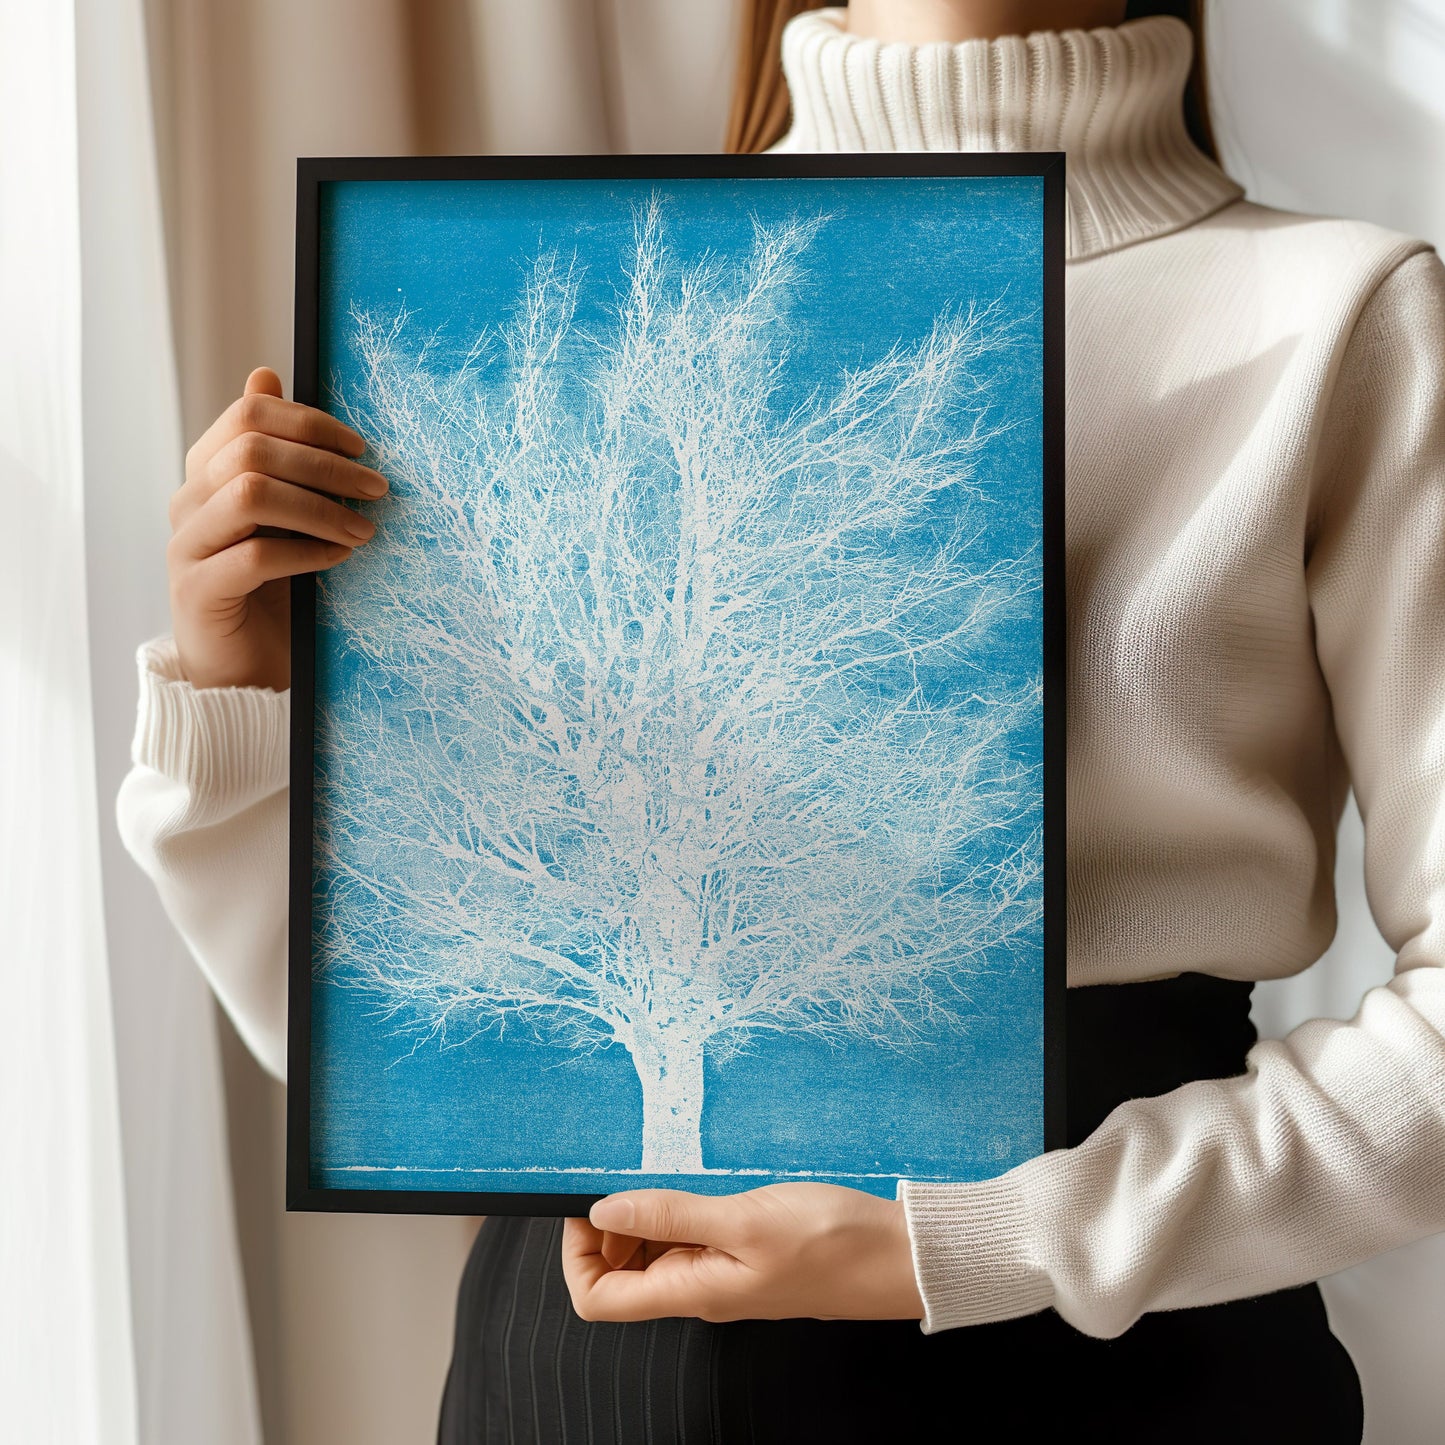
[
  {"xmin": 131, "ymin": 637, "xmax": 290, "ymax": 816},
  {"xmin": 897, "ymin": 1173, "xmax": 1054, "ymax": 1333}
]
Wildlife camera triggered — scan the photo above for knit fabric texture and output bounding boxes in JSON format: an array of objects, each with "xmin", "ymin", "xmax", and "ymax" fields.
[{"xmin": 772, "ymin": 8, "xmax": 1243, "ymax": 258}]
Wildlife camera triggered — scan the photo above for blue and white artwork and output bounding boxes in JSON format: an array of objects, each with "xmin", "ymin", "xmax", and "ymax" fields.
[{"xmin": 309, "ymin": 173, "xmax": 1047, "ymax": 1199}]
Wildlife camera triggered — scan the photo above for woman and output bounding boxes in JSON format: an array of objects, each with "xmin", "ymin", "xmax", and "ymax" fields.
[{"xmin": 119, "ymin": 2, "xmax": 1445, "ymax": 1440}]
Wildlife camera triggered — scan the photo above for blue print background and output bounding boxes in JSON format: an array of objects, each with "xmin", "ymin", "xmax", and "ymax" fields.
[{"xmin": 310, "ymin": 175, "xmax": 1045, "ymax": 1196}]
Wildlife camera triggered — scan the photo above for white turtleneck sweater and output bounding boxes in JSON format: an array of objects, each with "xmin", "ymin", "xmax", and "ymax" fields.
[{"xmin": 117, "ymin": 12, "xmax": 1445, "ymax": 1341}]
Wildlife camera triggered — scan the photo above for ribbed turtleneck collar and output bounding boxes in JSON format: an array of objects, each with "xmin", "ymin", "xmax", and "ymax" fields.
[{"xmin": 773, "ymin": 9, "xmax": 1244, "ymax": 261}]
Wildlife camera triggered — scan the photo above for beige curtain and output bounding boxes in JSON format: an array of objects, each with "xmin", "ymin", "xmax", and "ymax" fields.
[{"xmin": 138, "ymin": 3, "xmax": 737, "ymax": 1439}]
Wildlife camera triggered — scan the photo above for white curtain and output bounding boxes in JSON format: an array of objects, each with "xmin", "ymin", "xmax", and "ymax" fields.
[
  {"xmin": 0, "ymin": 2, "xmax": 138, "ymax": 1432},
  {"xmin": 2, "ymin": 0, "xmax": 262, "ymax": 1441},
  {"xmin": 76, "ymin": 0, "xmax": 265, "ymax": 1437},
  {"xmin": 0, "ymin": 1, "xmax": 230, "ymax": 1442}
]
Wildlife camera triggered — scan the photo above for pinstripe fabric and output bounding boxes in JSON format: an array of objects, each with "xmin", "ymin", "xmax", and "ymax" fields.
[
  {"xmin": 438, "ymin": 1215, "xmax": 722, "ymax": 1444},
  {"xmin": 434, "ymin": 977, "xmax": 1363, "ymax": 1444}
]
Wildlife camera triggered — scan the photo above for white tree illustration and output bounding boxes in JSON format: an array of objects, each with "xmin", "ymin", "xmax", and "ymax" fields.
[{"xmin": 315, "ymin": 199, "xmax": 1043, "ymax": 1173}]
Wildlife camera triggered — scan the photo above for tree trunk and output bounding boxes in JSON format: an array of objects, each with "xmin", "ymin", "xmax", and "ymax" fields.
[{"xmin": 631, "ymin": 1036, "xmax": 706, "ymax": 1173}]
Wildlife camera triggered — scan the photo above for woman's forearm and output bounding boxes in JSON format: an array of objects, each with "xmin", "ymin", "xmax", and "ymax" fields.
[{"xmin": 116, "ymin": 636, "xmax": 291, "ymax": 1080}]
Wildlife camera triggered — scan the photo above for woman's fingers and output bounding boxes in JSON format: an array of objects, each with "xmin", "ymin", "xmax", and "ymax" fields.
[
  {"xmin": 172, "ymin": 471, "xmax": 376, "ymax": 561},
  {"xmin": 209, "ymin": 431, "xmax": 385, "ymax": 502},
  {"xmin": 173, "ymin": 535, "xmax": 354, "ymax": 612},
  {"xmin": 561, "ymin": 1218, "xmax": 738, "ymax": 1323},
  {"xmin": 172, "ymin": 431, "xmax": 387, "ymax": 530},
  {"xmin": 596, "ymin": 1233, "xmax": 681, "ymax": 1270},
  {"xmin": 563, "ymin": 1190, "xmax": 752, "ymax": 1320},
  {"xmin": 174, "ymin": 385, "xmax": 379, "ymax": 529},
  {"xmin": 599, "ymin": 1230, "xmax": 645, "ymax": 1271},
  {"xmin": 187, "ymin": 386, "xmax": 366, "ymax": 475}
]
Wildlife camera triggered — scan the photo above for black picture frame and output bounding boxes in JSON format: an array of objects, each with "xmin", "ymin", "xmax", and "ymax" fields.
[{"xmin": 288, "ymin": 152, "xmax": 1066, "ymax": 1216}]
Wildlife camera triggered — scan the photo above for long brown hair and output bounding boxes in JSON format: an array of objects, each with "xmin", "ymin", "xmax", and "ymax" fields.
[{"xmin": 724, "ymin": 1, "xmax": 1220, "ymax": 160}]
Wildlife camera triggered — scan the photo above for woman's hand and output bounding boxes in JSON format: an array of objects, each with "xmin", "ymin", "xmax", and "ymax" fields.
[
  {"xmin": 561, "ymin": 1183, "xmax": 925, "ymax": 1324},
  {"xmin": 169, "ymin": 366, "xmax": 388, "ymax": 691}
]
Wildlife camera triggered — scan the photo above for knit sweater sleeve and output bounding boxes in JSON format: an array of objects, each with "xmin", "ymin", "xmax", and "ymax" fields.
[
  {"xmin": 897, "ymin": 249, "xmax": 1445, "ymax": 1338},
  {"xmin": 115, "ymin": 636, "xmax": 291, "ymax": 1081}
]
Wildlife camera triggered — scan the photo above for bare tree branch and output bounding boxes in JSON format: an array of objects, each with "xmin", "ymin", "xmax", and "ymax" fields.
[{"xmin": 315, "ymin": 198, "xmax": 1043, "ymax": 1169}]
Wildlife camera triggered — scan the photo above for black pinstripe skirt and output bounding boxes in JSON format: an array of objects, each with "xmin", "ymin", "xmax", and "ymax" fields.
[{"xmin": 437, "ymin": 975, "xmax": 1364, "ymax": 1444}]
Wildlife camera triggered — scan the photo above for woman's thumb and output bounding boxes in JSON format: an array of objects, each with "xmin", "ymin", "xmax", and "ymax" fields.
[
  {"xmin": 244, "ymin": 366, "xmax": 285, "ymax": 399},
  {"xmin": 589, "ymin": 1190, "xmax": 737, "ymax": 1246}
]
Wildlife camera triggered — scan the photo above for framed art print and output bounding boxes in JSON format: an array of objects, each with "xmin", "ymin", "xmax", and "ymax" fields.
[{"xmin": 288, "ymin": 154, "xmax": 1064, "ymax": 1215}]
